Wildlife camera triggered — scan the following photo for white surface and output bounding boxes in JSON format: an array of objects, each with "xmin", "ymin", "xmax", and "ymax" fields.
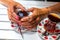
[
  {"xmin": 0, "ymin": 30, "xmax": 23, "ymax": 40},
  {"xmin": 0, "ymin": 1, "xmax": 57, "ymax": 40},
  {"xmin": 23, "ymin": 32, "xmax": 41, "ymax": 40}
]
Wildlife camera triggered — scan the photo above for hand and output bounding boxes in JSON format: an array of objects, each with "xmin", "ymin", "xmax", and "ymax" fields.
[
  {"xmin": 20, "ymin": 7, "xmax": 49, "ymax": 30},
  {"xmin": 7, "ymin": 1, "xmax": 25, "ymax": 23}
]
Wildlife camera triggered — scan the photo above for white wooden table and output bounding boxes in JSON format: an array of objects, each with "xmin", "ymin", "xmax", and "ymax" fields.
[{"xmin": 0, "ymin": 1, "xmax": 56, "ymax": 40}]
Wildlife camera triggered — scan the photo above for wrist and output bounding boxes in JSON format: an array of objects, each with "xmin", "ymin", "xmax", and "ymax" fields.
[
  {"xmin": 0, "ymin": 0, "xmax": 15, "ymax": 7},
  {"xmin": 7, "ymin": 1, "xmax": 15, "ymax": 7}
]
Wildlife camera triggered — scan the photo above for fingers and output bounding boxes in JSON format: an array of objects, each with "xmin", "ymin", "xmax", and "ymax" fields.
[
  {"xmin": 8, "ymin": 7, "xmax": 19, "ymax": 20},
  {"xmin": 31, "ymin": 16, "xmax": 40, "ymax": 26},
  {"xmin": 7, "ymin": 8, "xmax": 20, "ymax": 23},
  {"xmin": 12, "ymin": 12, "xmax": 19, "ymax": 20},
  {"xmin": 21, "ymin": 22, "xmax": 32, "ymax": 27},
  {"xmin": 27, "ymin": 16, "xmax": 37, "ymax": 24},
  {"xmin": 16, "ymin": 2, "xmax": 26, "ymax": 11},
  {"xmin": 36, "ymin": 16, "xmax": 40, "ymax": 23},
  {"xmin": 27, "ymin": 17, "xmax": 40, "ymax": 30},
  {"xmin": 7, "ymin": 9, "xmax": 12, "ymax": 20},
  {"xmin": 20, "ymin": 16, "xmax": 40, "ymax": 30},
  {"xmin": 20, "ymin": 21, "xmax": 37, "ymax": 30},
  {"xmin": 21, "ymin": 16, "xmax": 33, "ymax": 23},
  {"xmin": 24, "ymin": 22, "xmax": 37, "ymax": 30}
]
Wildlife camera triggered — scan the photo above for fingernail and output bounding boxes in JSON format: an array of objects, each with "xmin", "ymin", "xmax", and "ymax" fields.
[
  {"xmin": 21, "ymin": 19, "xmax": 24, "ymax": 21},
  {"xmin": 21, "ymin": 18, "xmax": 24, "ymax": 20},
  {"xmin": 15, "ymin": 16, "xmax": 19, "ymax": 20}
]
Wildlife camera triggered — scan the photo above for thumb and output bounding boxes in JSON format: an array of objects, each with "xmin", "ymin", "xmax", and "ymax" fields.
[
  {"xmin": 21, "ymin": 17, "xmax": 29, "ymax": 22},
  {"xmin": 20, "ymin": 15, "xmax": 33, "ymax": 22},
  {"xmin": 27, "ymin": 7, "xmax": 35, "ymax": 12}
]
